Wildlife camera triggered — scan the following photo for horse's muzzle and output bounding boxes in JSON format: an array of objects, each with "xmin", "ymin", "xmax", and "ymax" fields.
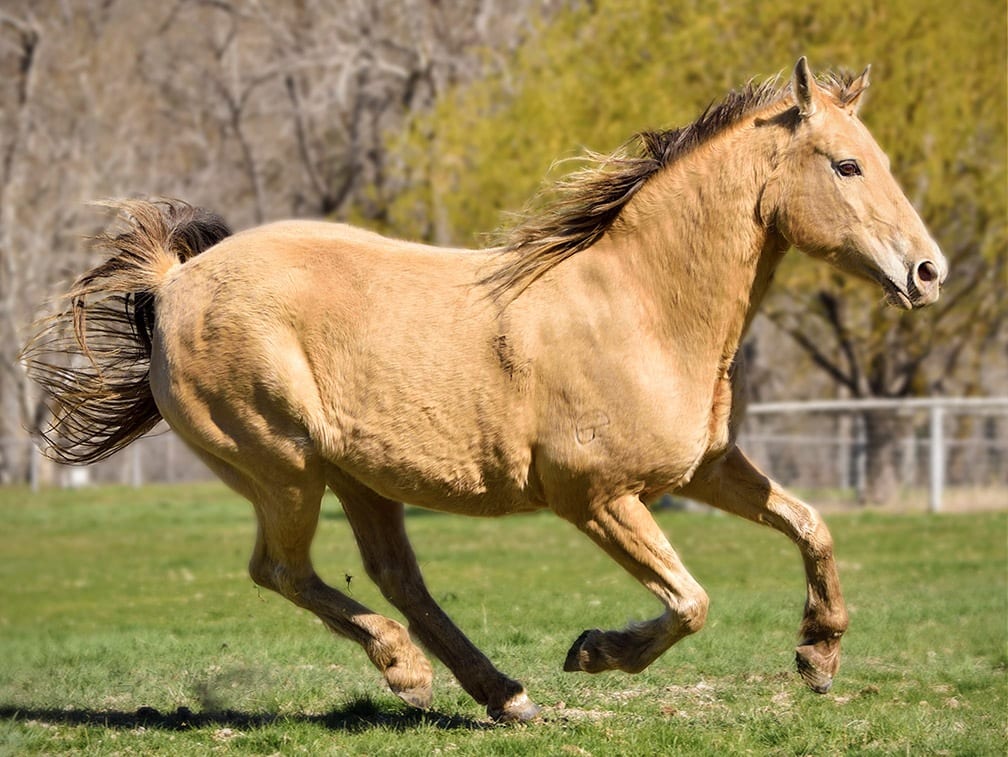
[{"xmin": 907, "ymin": 257, "xmax": 946, "ymax": 308}]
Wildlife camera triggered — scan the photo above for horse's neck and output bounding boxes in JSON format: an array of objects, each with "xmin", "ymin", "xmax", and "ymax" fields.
[{"xmin": 607, "ymin": 124, "xmax": 786, "ymax": 369}]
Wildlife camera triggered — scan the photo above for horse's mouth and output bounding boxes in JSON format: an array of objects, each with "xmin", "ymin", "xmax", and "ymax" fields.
[
  {"xmin": 883, "ymin": 283, "xmax": 913, "ymax": 310},
  {"xmin": 883, "ymin": 284, "xmax": 915, "ymax": 310}
]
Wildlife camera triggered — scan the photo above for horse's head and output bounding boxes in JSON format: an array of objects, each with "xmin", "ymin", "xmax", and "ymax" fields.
[{"xmin": 761, "ymin": 57, "xmax": 947, "ymax": 309}]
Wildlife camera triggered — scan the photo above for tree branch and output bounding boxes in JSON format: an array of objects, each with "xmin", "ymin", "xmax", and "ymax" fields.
[
  {"xmin": 772, "ymin": 317, "xmax": 861, "ymax": 395},
  {"xmin": 815, "ymin": 289, "xmax": 865, "ymax": 394},
  {"xmin": 284, "ymin": 73, "xmax": 330, "ymax": 208}
]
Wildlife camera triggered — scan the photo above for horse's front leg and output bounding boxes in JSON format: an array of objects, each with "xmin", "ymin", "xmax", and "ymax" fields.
[
  {"xmin": 557, "ymin": 493, "xmax": 709, "ymax": 674},
  {"xmin": 678, "ymin": 445, "xmax": 849, "ymax": 693}
]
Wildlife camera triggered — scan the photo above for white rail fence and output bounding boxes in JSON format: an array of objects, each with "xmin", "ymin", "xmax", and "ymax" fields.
[
  {"xmin": 4, "ymin": 397, "xmax": 1007, "ymax": 511},
  {"xmin": 741, "ymin": 397, "xmax": 1008, "ymax": 512}
]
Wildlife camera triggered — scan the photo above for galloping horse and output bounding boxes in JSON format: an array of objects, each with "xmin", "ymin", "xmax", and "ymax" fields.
[{"xmin": 24, "ymin": 58, "xmax": 946, "ymax": 721}]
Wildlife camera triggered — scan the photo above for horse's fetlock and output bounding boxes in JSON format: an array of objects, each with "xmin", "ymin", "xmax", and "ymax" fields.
[
  {"xmin": 679, "ymin": 588, "xmax": 709, "ymax": 634},
  {"xmin": 800, "ymin": 606, "xmax": 848, "ymax": 644},
  {"xmin": 365, "ymin": 619, "xmax": 414, "ymax": 666},
  {"xmin": 488, "ymin": 687, "xmax": 541, "ymax": 723},
  {"xmin": 830, "ymin": 607, "xmax": 850, "ymax": 636}
]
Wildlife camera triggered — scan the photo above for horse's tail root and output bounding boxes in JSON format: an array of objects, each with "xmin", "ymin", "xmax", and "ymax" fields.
[{"xmin": 20, "ymin": 198, "xmax": 232, "ymax": 465}]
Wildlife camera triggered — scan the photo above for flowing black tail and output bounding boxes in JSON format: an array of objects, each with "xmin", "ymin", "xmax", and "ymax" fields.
[{"xmin": 21, "ymin": 199, "xmax": 232, "ymax": 464}]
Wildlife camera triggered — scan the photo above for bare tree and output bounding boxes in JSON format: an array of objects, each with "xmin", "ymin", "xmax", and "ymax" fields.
[
  {"xmin": 0, "ymin": 0, "xmax": 566, "ymax": 483},
  {"xmin": 0, "ymin": 9, "xmax": 41, "ymax": 482}
]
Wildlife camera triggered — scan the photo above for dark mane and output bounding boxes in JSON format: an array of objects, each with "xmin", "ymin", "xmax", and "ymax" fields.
[{"xmin": 484, "ymin": 71, "xmax": 859, "ymax": 298}]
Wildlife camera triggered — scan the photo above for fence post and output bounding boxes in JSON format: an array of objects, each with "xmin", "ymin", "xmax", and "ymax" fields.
[
  {"xmin": 130, "ymin": 443, "xmax": 143, "ymax": 488},
  {"xmin": 853, "ymin": 413, "xmax": 866, "ymax": 503},
  {"xmin": 928, "ymin": 404, "xmax": 945, "ymax": 513},
  {"xmin": 29, "ymin": 441, "xmax": 39, "ymax": 493}
]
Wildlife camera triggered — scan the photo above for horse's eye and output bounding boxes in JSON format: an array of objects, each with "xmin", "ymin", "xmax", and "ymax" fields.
[{"xmin": 834, "ymin": 159, "xmax": 862, "ymax": 178}]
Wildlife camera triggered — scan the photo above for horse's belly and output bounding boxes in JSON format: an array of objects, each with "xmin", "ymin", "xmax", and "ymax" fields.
[
  {"xmin": 332, "ymin": 428, "xmax": 540, "ymax": 516},
  {"xmin": 310, "ymin": 360, "xmax": 540, "ymax": 516}
]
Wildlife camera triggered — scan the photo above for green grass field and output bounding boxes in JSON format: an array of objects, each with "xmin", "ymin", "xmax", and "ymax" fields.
[{"xmin": 0, "ymin": 484, "xmax": 1005, "ymax": 755}]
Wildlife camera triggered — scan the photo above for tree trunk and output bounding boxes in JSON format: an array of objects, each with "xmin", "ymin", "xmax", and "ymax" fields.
[{"xmin": 859, "ymin": 410, "xmax": 908, "ymax": 505}]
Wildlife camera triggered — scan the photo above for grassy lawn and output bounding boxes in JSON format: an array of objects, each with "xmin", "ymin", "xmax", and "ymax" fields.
[{"xmin": 0, "ymin": 483, "xmax": 1005, "ymax": 755}]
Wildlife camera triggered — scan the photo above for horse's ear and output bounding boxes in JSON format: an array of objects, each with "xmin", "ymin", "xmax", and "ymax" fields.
[
  {"xmin": 792, "ymin": 56, "xmax": 821, "ymax": 118},
  {"xmin": 844, "ymin": 64, "xmax": 871, "ymax": 115}
]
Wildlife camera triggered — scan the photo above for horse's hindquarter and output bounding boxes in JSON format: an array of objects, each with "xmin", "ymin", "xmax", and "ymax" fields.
[{"xmin": 151, "ymin": 221, "xmax": 539, "ymax": 515}]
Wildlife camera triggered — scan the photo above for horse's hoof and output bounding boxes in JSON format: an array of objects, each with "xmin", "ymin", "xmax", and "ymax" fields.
[
  {"xmin": 563, "ymin": 630, "xmax": 594, "ymax": 672},
  {"xmin": 795, "ymin": 639, "xmax": 841, "ymax": 694},
  {"xmin": 488, "ymin": 691, "xmax": 541, "ymax": 723},
  {"xmin": 563, "ymin": 628, "xmax": 623, "ymax": 673},
  {"xmin": 391, "ymin": 682, "xmax": 433, "ymax": 710},
  {"xmin": 796, "ymin": 653, "xmax": 833, "ymax": 693}
]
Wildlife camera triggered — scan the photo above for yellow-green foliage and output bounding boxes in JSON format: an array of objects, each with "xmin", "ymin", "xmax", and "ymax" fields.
[
  {"xmin": 392, "ymin": 0, "xmax": 1004, "ymax": 249},
  {"xmin": 387, "ymin": 0, "xmax": 1006, "ymax": 395}
]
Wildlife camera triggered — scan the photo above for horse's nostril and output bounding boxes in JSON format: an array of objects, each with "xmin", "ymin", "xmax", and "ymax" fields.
[{"xmin": 916, "ymin": 260, "xmax": 939, "ymax": 285}]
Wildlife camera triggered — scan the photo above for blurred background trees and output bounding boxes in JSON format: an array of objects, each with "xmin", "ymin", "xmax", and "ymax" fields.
[
  {"xmin": 0, "ymin": 0, "xmax": 561, "ymax": 482},
  {"xmin": 1, "ymin": 0, "xmax": 1004, "ymax": 501},
  {"xmin": 383, "ymin": 0, "xmax": 1007, "ymax": 503}
]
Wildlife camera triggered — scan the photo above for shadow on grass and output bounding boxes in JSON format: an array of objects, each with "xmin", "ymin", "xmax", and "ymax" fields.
[{"xmin": 0, "ymin": 696, "xmax": 492, "ymax": 733}]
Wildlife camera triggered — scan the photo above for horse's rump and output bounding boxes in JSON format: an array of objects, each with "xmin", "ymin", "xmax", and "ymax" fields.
[{"xmin": 150, "ymin": 220, "xmax": 537, "ymax": 513}]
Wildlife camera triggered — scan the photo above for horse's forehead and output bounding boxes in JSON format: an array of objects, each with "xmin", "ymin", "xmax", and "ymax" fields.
[{"xmin": 814, "ymin": 107, "xmax": 883, "ymax": 154}]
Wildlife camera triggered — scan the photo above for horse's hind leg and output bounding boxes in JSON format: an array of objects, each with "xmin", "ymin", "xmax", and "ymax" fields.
[
  {"xmin": 330, "ymin": 473, "xmax": 539, "ymax": 722},
  {"xmin": 557, "ymin": 493, "xmax": 710, "ymax": 675},
  {"xmin": 677, "ymin": 446, "xmax": 848, "ymax": 693},
  {"xmin": 192, "ymin": 452, "xmax": 434, "ymax": 709}
]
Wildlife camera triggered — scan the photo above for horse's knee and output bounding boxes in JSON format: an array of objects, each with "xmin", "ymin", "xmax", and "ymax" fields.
[
  {"xmin": 769, "ymin": 500, "xmax": 833, "ymax": 558},
  {"xmin": 806, "ymin": 521, "xmax": 837, "ymax": 564}
]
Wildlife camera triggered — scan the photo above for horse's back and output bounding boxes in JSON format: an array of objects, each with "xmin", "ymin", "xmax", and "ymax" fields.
[{"xmin": 149, "ymin": 220, "xmax": 537, "ymax": 512}]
